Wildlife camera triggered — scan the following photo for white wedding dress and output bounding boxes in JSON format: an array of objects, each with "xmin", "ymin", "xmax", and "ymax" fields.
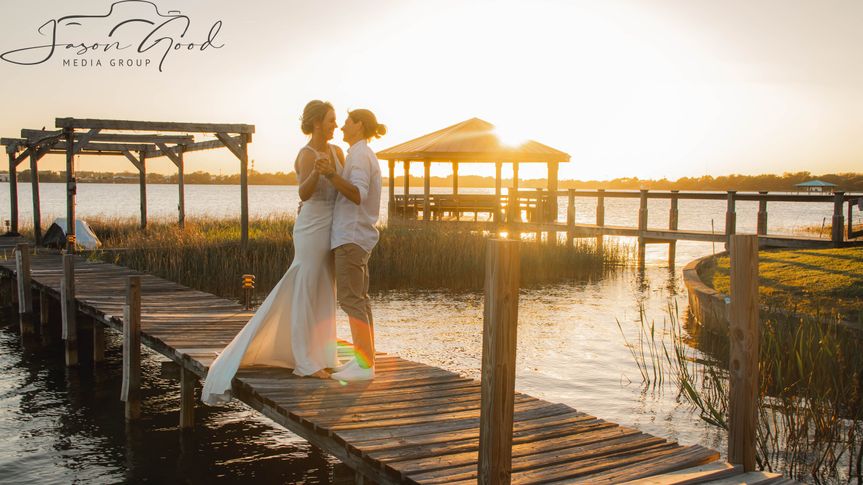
[{"xmin": 201, "ymin": 144, "xmax": 341, "ymax": 405}]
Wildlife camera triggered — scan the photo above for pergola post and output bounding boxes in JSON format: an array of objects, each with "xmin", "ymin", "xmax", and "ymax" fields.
[
  {"xmin": 138, "ymin": 150, "xmax": 147, "ymax": 230},
  {"xmin": 423, "ymin": 160, "xmax": 431, "ymax": 222},
  {"xmin": 29, "ymin": 150, "xmax": 42, "ymax": 244},
  {"xmin": 510, "ymin": 162, "xmax": 520, "ymax": 222},
  {"xmin": 494, "ymin": 162, "xmax": 502, "ymax": 223},
  {"xmin": 240, "ymin": 135, "xmax": 249, "ymax": 246},
  {"xmin": 388, "ymin": 160, "xmax": 395, "ymax": 218},
  {"xmin": 7, "ymin": 150, "xmax": 18, "ymax": 235},
  {"xmin": 177, "ymin": 147, "xmax": 185, "ymax": 228},
  {"xmin": 403, "ymin": 160, "xmax": 410, "ymax": 219},
  {"xmin": 64, "ymin": 128, "xmax": 76, "ymax": 251}
]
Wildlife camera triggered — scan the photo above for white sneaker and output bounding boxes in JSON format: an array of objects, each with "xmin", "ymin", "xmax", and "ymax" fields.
[
  {"xmin": 331, "ymin": 360, "xmax": 375, "ymax": 381},
  {"xmin": 331, "ymin": 358, "xmax": 354, "ymax": 373}
]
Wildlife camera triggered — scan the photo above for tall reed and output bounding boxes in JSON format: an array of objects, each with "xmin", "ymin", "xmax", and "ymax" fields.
[
  {"xmin": 77, "ymin": 216, "xmax": 630, "ymax": 301},
  {"xmin": 620, "ymin": 301, "xmax": 863, "ymax": 483}
]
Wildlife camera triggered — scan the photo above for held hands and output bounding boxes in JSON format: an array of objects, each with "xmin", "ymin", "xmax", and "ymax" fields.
[{"xmin": 314, "ymin": 156, "xmax": 337, "ymax": 179}]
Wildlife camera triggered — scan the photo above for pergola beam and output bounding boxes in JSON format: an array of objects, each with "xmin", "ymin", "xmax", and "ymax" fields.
[
  {"xmin": 22, "ymin": 129, "xmax": 195, "ymax": 144},
  {"xmin": 57, "ymin": 117, "xmax": 255, "ymax": 134},
  {"xmin": 145, "ymin": 135, "xmax": 242, "ymax": 158}
]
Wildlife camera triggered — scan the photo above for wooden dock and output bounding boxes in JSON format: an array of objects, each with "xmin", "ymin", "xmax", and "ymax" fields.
[{"xmin": 0, "ymin": 236, "xmax": 794, "ymax": 484}]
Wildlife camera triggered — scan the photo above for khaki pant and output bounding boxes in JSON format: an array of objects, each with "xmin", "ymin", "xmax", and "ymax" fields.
[{"xmin": 334, "ymin": 243, "xmax": 373, "ymax": 327}]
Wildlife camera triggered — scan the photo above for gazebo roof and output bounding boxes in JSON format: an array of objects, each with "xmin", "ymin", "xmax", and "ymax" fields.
[
  {"xmin": 795, "ymin": 180, "xmax": 837, "ymax": 187},
  {"xmin": 376, "ymin": 118, "xmax": 570, "ymax": 163}
]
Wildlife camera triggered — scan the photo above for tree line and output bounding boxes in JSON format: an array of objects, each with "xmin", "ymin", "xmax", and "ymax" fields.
[{"xmin": 6, "ymin": 169, "xmax": 861, "ymax": 192}]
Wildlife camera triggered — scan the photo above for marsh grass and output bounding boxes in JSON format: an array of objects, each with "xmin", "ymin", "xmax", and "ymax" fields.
[
  {"xmin": 620, "ymin": 301, "xmax": 863, "ymax": 483},
  {"xmin": 66, "ymin": 216, "xmax": 630, "ymax": 301}
]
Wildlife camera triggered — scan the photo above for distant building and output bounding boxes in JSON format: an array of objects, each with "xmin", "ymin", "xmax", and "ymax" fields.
[
  {"xmin": 0, "ymin": 172, "xmax": 8, "ymax": 182},
  {"xmin": 795, "ymin": 180, "xmax": 838, "ymax": 193}
]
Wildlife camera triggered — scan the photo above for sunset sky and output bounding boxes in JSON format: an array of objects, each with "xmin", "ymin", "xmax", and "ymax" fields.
[{"xmin": 0, "ymin": 0, "xmax": 860, "ymax": 181}]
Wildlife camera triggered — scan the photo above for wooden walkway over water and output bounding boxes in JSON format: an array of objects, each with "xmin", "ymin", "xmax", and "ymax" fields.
[{"xmin": 0, "ymin": 236, "xmax": 795, "ymax": 484}]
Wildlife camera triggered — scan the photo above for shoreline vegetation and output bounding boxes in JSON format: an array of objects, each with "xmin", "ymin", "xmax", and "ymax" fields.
[
  {"xmin": 6, "ymin": 170, "xmax": 863, "ymax": 191},
  {"xmin": 700, "ymin": 247, "xmax": 863, "ymax": 324},
  {"xmin": 22, "ymin": 216, "xmax": 631, "ymax": 301}
]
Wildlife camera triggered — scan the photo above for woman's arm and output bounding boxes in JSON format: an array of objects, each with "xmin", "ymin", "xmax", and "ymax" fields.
[{"xmin": 297, "ymin": 150, "xmax": 320, "ymax": 201}]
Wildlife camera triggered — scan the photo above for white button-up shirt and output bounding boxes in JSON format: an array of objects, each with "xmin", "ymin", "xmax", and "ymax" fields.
[{"xmin": 331, "ymin": 140, "xmax": 381, "ymax": 253}]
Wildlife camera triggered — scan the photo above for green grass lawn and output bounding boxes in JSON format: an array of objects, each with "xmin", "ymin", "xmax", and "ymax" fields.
[{"xmin": 701, "ymin": 247, "xmax": 863, "ymax": 323}]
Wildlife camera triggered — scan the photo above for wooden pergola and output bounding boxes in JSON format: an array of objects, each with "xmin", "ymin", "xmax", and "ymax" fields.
[
  {"xmin": 376, "ymin": 118, "xmax": 570, "ymax": 222},
  {"xmin": 2, "ymin": 118, "xmax": 255, "ymax": 249}
]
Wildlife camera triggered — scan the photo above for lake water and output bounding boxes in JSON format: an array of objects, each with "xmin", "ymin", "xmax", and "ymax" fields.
[{"xmin": 0, "ymin": 183, "xmax": 849, "ymax": 483}]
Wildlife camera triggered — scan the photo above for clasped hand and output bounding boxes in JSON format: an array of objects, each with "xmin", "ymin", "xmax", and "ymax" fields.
[{"xmin": 314, "ymin": 157, "xmax": 336, "ymax": 177}]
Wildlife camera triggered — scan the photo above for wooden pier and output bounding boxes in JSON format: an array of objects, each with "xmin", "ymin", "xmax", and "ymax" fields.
[
  {"xmin": 393, "ymin": 190, "xmax": 863, "ymax": 265},
  {"xmin": 0, "ymin": 235, "xmax": 795, "ymax": 484}
]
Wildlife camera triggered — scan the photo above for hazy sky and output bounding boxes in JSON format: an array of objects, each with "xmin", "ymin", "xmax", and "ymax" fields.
[{"xmin": 0, "ymin": 0, "xmax": 860, "ymax": 181}]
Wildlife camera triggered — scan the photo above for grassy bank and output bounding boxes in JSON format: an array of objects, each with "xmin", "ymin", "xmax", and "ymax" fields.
[
  {"xmin": 699, "ymin": 247, "xmax": 863, "ymax": 323},
  {"xmin": 63, "ymin": 216, "xmax": 630, "ymax": 301}
]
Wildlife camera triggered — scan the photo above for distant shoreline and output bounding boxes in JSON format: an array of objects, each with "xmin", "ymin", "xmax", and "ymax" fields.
[{"xmin": 3, "ymin": 171, "xmax": 862, "ymax": 192}]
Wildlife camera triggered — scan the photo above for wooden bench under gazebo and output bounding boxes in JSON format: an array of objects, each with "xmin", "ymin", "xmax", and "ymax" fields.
[
  {"xmin": 376, "ymin": 118, "xmax": 570, "ymax": 223},
  {"xmin": 2, "ymin": 118, "xmax": 255, "ymax": 249}
]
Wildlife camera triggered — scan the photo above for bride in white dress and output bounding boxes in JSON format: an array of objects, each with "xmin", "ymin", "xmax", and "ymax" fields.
[{"xmin": 202, "ymin": 100, "xmax": 343, "ymax": 405}]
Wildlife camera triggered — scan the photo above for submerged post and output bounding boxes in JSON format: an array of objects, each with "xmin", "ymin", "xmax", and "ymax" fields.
[
  {"xmin": 122, "ymin": 275, "xmax": 142, "ymax": 420},
  {"xmin": 479, "ymin": 239, "xmax": 520, "ymax": 484},
  {"xmin": 180, "ymin": 367, "xmax": 196, "ymax": 429},
  {"xmin": 728, "ymin": 234, "xmax": 759, "ymax": 472},
  {"xmin": 15, "ymin": 244, "xmax": 34, "ymax": 336},
  {"xmin": 832, "ymin": 191, "xmax": 845, "ymax": 248},
  {"xmin": 61, "ymin": 253, "xmax": 77, "ymax": 366},
  {"xmin": 757, "ymin": 191, "xmax": 768, "ymax": 236},
  {"xmin": 637, "ymin": 189, "xmax": 648, "ymax": 266},
  {"xmin": 669, "ymin": 190, "xmax": 679, "ymax": 266}
]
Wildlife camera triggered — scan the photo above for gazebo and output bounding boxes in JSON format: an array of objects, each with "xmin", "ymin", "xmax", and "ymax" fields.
[
  {"xmin": 376, "ymin": 118, "xmax": 570, "ymax": 223},
  {"xmin": 795, "ymin": 180, "xmax": 838, "ymax": 193}
]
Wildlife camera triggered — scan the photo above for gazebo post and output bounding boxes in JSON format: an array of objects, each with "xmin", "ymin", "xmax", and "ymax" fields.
[
  {"xmin": 7, "ymin": 150, "xmax": 18, "ymax": 235},
  {"xmin": 423, "ymin": 160, "xmax": 431, "ymax": 222},
  {"xmin": 138, "ymin": 150, "xmax": 147, "ymax": 230},
  {"xmin": 64, "ymin": 128, "xmax": 76, "ymax": 251},
  {"xmin": 388, "ymin": 160, "xmax": 395, "ymax": 218},
  {"xmin": 29, "ymin": 150, "xmax": 42, "ymax": 244},
  {"xmin": 452, "ymin": 161, "xmax": 459, "ymax": 222},
  {"xmin": 494, "ymin": 161, "xmax": 502, "ymax": 224},
  {"xmin": 403, "ymin": 160, "xmax": 410, "ymax": 219},
  {"xmin": 510, "ymin": 162, "xmax": 520, "ymax": 223},
  {"xmin": 547, "ymin": 161, "xmax": 559, "ymax": 224}
]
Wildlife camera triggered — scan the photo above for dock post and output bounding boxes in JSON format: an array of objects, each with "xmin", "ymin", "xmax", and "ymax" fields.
[
  {"xmin": 566, "ymin": 189, "xmax": 575, "ymax": 247},
  {"xmin": 138, "ymin": 150, "xmax": 147, "ymax": 230},
  {"xmin": 832, "ymin": 191, "xmax": 845, "ymax": 248},
  {"xmin": 757, "ymin": 191, "xmax": 768, "ymax": 236},
  {"xmin": 596, "ymin": 189, "xmax": 605, "ymax": 250},
  {"xmin": 637, "ymin": 189, "xmax": 648, "ymax": 266},
  {"xmin": 61, "ymin": 253, "xmax": 78, "ymax": 366},
  {"xmin": 479, "ymin": 238, "xmax": 520, "ymax": 484},
  {"xmin": 15, "ymin": 244, "xmax": 34, "ymax": 337},
  {"xmin": 402, "ymin": 160, "xmax": 410, "ymax": 219},
  {"xmin": 122, "ymin": 275, "xmax": 142, "ymax": 421},
  {"xmin": 728, "ymin": 234, "xmax": 759, "ymax": 472},
  {"xmin": 180, "ymin": 367, "xmax": 196, "ymax": 429},
  {"xmin": 725, "ymin": 191, "xmax": 737, "ymax": 245},
  {"xmin": 669, "ymin": 190, "xmax": 679, "ymax": 266},
  {"xmin": 7, "ymin": 151, "xmax": 19, "ymax": 235},
  {"xmin": 387, "ymin": 160, "xmax": 395, "ymax": 218},
  {"xmin": 93, "ymin": 321, "xmax": 105, "ymax": 363},
  {"xmin": 39, "ymin": 289, "xmax": 51, "ymax": 341}
]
